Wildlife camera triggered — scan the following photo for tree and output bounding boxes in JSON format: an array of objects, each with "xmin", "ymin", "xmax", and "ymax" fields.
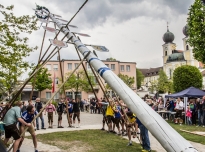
[
  {"xmin": 63, "ymin": 70, "xmax": 96, "ymax": 99},
  {"xmin": 173, "ymin": 65, "xmax": 202, "ymax": 92},
  {"xmin": 136, "ymin": 68, "xmax": 144, "ymax": 89},
  {"xmin": 106, "ymin": 74, "xmax": 135, "ymax": 90},
  {"xmin": 106, "ymin": 57, "xmax": 116, "ymax": 61},
  {"xmin": 187, "ymin": 0, "xmax": 205, "ymax": 63},
  {"xmin": 30, "ymin": 67, "xmax": 52, "ymax": 97},
  {"xmin": 0, "ymin": 4, "xmax": 38, "ymax": 96},
  {"xmin": 157, "ymin": 69, "xmax": 173, "ymax": 93}
]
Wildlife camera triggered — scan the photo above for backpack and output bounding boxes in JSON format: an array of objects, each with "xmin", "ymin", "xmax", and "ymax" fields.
[{"xmin": 57, "ymin": 103, "xmax": 64, "ymax": 112}]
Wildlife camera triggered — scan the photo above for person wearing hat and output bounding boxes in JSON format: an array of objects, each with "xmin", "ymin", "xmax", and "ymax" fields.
[{"xmin": 3, "ymin": 101, "xmax": 31, "ymax": 152}]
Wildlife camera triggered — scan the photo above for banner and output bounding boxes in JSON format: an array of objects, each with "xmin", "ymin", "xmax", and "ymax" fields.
[
  {"xmin": 91, "ymin": 45, "xmax": 109, "ymax": 52},
  {"xmin": 52, "ymin": 73, "xmax": 55, "ymax": 93},
  {"xmin": 73, "ymin": 32, "xmax": 90, "ymax": 37},
  {"xmin": 49, "ymin": 39, "xmax": 68, "ymax": 48},
  {"xmin": 42, "ymin": 26, "xmax": 58, "ymax": 33}
]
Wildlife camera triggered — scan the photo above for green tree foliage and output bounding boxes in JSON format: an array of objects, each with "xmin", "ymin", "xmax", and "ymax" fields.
[
  {"xmin": 106, "ymin": 74, "xmax": 135, "ymax": 90},
  {"xmin": 30, "ymin": 67, "xmax": 52, "ymax": 96},
  {"xmin": 173, "ymin": 65, "xmax": 202, "ymax": 92},
  {"xmin": 157, "ymin": 69, "xmax": 173, "ymax": 93},
  {"xmin": 63, "ymin": 70, "xmax": 96, "ymax": 94},
  {"xmin": 187, "ymin": 0, "xmax": 205, "ymax": 63},
  {"xmin": 136, "ymin": 68, "xmax": 144, "ymax": 89},
  {"xmin": 106, "ymin": 57, "xmax": 116, "ymax": 61},
  {"xmin": 0, "ymin": 4, "xmax": 38, "ymax": 95}
]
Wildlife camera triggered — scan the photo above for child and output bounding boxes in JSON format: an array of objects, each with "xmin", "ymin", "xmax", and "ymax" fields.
[
  {"xmin": 186, "ymin": 106, "xmax": 192, "ymax": 125},
  {"xmin": 126, "ymin": 111, "xmax": 136, "ymax": 146}
]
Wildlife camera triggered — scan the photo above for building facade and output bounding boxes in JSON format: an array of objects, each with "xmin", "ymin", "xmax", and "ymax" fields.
[{"xmin": 39, "ymin": 59, "xmax": 136, "ymax": 101}]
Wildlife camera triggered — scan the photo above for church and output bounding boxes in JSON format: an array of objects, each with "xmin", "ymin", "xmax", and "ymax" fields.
[{"xmin": 139, "ymin": 25, "xmax": 204, "ymax": 93}]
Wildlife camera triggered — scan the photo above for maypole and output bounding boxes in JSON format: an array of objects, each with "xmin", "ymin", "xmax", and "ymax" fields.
[{"xmin": 35, "ymin": 2, "xmax": 198, "ymax": 152}]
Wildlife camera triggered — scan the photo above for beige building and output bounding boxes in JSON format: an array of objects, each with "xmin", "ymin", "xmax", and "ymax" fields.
[{"xmin": 39, "ymin": 59, "xmax": 136, "ymax": 101}]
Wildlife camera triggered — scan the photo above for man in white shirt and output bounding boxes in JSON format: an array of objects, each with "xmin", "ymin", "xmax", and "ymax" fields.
[{"xmin": 174, "ymin": 97, "xmax": 184, "ymax": 119}]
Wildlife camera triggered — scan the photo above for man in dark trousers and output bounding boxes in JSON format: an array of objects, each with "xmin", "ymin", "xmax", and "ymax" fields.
[
  {"xmin": 3, "ymin": 101, "xmax": 31, "ymax": 152},
  {"xmin": 70, "ymin": 99, "xmax": 80, "ymax": 128},
  {"xmin": 57, "ymin": 99, "xmax": 66, "ymax": 128},
  {"xmin": 136, "ymin": 117, "xmax": 151, "ymax": 152},
  {"xmin": 35, "ymin": 98, "xmax": 46, "ymax": 130}
]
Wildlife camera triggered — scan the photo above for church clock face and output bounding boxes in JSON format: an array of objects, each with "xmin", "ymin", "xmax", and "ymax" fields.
[{"xmin": 164, "ymin": 46, "xmax": 168, "ymax": 50}]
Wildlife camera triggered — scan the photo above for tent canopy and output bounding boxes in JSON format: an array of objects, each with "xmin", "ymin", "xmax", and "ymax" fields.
[{"xmin": 165, "ymin": 86, "xmax": 205, "ymax": 98}]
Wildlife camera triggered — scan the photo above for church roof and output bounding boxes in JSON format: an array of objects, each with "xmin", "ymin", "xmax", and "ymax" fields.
[
  {"xmin": 166, "ymin": 52, "xmax": 185, "ymax": 63},
  {"xmin": 139, "ymin": 67, "xmax": 163, "ymax": 77}
]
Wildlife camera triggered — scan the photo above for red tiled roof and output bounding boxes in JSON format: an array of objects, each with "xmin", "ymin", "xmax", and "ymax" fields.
[{"xmin": 139, "ymin": 67, "xmax": 163, "ymax": 77}]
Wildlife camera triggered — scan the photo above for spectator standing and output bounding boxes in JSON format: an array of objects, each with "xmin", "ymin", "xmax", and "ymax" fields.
[
  {"xmin": 21, "ymin": 101, "xmax": 27, "ymax": 114},
  {"xmin": 45, "ymin": 101, "xmax": 56, "ymax": 128},
  {"xmin": 3, "ymin": 101, "xmax": 31, "ymax": 152},
  {"xmin": 186, "ymin": 106, "xmax": 192, "ymax": 125},
  {"xmin": 67, "ymin": 100, "xmax": 73, "ymax": 127},
  {"xmin": 57, "ymin": 99, "xmax": 66, "ymax": 128},
  {"xmin": 196, "ymin": 98, "xmax": 203, "ymax": 127},
  {"xmin": 189, "ymin": 101, "xmax": 196, "ymax": 125},
  {"xmin": 71, "ymin": 99, "xmax": 81, "ymax": 128},
  {"xmin": 90, "ymin": 98, "xmax": 96, "ymax": 114},
  {"xmin": 35, "ymin": 98, "xmax": 46, "ymax": 130},
  {"xmin": 202, "ymin": 96, "xmax": 205, "ymax": 127},
  {"xmin": 174, "ymin": 98, "xmax": 184, "ymax": 121}
]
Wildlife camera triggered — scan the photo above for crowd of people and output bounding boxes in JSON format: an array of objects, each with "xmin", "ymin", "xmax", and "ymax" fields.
[
  {"xmin": 2, "ymin": 95, "xmax": 205, "ymax": 152},
  {"xmin": 145, "ymin": 96, "xmax": 205, "ymax": 126},
  {"xmin": 0, "ymin": 96, "xmax": 152, "ymax": 152}
]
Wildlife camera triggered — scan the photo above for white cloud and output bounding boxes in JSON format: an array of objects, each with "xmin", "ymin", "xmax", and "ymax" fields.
[{"xmin": 1, "ymin": 0, "xmax": 194, "ymax": 78}]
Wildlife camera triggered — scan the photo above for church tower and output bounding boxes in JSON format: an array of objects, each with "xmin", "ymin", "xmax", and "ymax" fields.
[
  {"xmin": 162, "ymin": 25, "xmax": 176, "ymax": 65},
  {"xmin": 182, "ymin": 24, "xmax": 199, "ymax": 67}
]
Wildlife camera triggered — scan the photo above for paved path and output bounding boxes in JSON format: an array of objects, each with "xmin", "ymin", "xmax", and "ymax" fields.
[{"xmin": 13, "ymin": 112, "xmax": 204, "ymax": 152}]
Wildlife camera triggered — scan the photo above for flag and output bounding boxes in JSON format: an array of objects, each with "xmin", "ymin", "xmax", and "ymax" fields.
[
  {"xmin": 52, "ymin": 73, "xmax": 55, "ymax": 93},
  {"xmin": 91, "ymin": 45, "xmax": 109, "ymax": 52},
  {"xmin": 49, "ymin": 39, "xmax": 68, "ymax": 48}
]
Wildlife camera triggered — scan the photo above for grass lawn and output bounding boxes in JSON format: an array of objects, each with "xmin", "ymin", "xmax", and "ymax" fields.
[
  {"xmin": 30, "ymin": 123, "xmax": 205, "ymax": 151},
  {"xmin": 168, "ymin": 122, "xmax": 205, "ymax": 145},
  {"xmin": 34, "ymin": 129, "xmax": 151, "ymax": 152}
]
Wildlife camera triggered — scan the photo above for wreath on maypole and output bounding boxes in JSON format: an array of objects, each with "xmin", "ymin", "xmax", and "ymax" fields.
[{"xmin": 35, "ymin": 4, "xmax": 50, "ymax": 19}]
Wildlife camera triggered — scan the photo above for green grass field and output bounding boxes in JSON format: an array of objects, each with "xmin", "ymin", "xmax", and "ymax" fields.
[
  {"xmin": 168, "ymin": 122, "xmax": 205, "ymax": 145},
  {"xmin": 35, "ymin": 129, "xmax": 149, "ymax": 152}
]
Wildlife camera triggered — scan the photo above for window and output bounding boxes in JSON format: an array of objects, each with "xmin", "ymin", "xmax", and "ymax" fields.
[
  {"xmin": 46, "ymin": 64, "xmax": 51, "ymax": 70},
  {"xmin": 165, "ymin": 51, "xmax": 167, "ymax": 56},
  {"xmin": 120, "ymin": 65, "xmax": 124, "ymax": 71},
  {"xmin": 53, "ymin": 64, "xmax": 58, "ymax": 71},
  {"xmin": 46, "ymin": 92, "xmax": 51, "ymax": 99},
  {"xmin": 75, "ymin": 63, "xmax": 79, "ymax": 68},
  {"xmin": 66, "ymin": 92, "xmax": 73, "ymax": 100},
  {"xmin": 68, "ymin": 63, "xmax": 72, "ymax": 70},
  {"xmin": 126, "ymin": 65, "xmax": 130, "ymax": 72},
  {"xmin": 105, "ymin": 64, "xmax": 109, "ymax": 67},
  {"xmin": 111, "ymin": 64, "xmax": 115, "ymax": 71},
  {"xmin": 54, "ymin": 92, "xmax": 59, "ymax": 99},
  {"xmin": 186, "ymin": 45, "xmax": 189, "ymax": 50},
  {"xmin": 55, "ymin": 78, "xmax": 58, "ymax": 84}
]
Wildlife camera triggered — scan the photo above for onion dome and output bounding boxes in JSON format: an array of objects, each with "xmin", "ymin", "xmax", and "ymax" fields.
[
  {"xmin": 183, "ymin": 24, "xmax": 188, "ymax": 37},
  {"xmin": 163, "ymin": 27, "xmax": 175, "ymax": 43}
]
